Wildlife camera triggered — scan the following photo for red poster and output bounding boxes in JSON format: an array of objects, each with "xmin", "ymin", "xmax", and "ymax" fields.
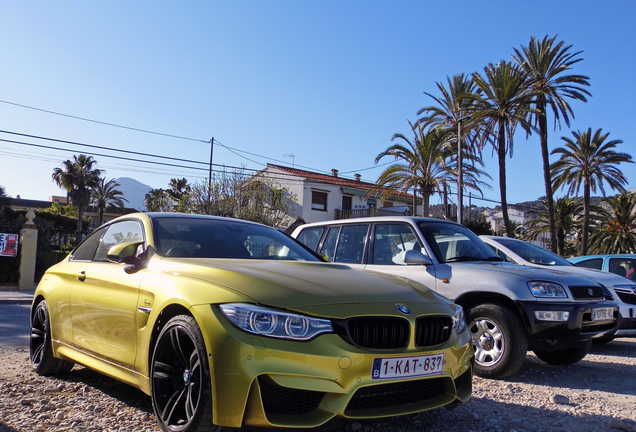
[{"xmin": 0, "ymin": 233, "xmax": 19, "ymax": 257}]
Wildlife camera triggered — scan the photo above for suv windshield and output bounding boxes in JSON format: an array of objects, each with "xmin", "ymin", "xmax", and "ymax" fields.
[
  {"xmin": 495, "ymin": 238, "xmax": 572, "ymax": 266},
  {"xmin": 417, "ymin": 221, "xmax": 501, "ymax": 264}
]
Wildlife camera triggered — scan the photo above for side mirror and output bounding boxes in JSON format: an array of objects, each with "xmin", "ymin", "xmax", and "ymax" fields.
[
  {"xmin": 107, "ymin": 241, "xmax": 145, "ymax": 264},
  {"xmin": 404, "ymin": 250, "xmax": 432, "ymax": 266}
]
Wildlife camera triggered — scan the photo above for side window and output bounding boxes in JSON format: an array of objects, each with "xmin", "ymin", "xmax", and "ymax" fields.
[
  {"xmin": 296, "ymin": 227, "xmax": 325, "ymax": 252},
  {"xmin": 334, "ymin": 224, "xmax": 369, "ymax": 264},
  {"xmin": 94, "ymin": 220, "xmax": 144, "ymax": 262},
  {"xmin": 372, "ymin": 224, "xmax": 422, "ymax": 265},
  {"xmin": 311, "ymin": 191, "xmax": 328, "ymax": 211},
  {"xmin": 319, "ymin": 227, "xmax": 340, "ymax": 262},
  {"xmin": 608, "ymin": 258, "xmax": 636, "ymax": 280},
  {"xmin": 70, "ymin": 227, "xmax": 107, "ymax": 261},
  {"xmin": 575, "ymin": 258, "xmax": 603, "ymax": 270}
]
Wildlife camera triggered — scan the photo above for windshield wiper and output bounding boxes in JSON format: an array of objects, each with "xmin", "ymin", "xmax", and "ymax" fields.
[{"xmin": 445, "ymin": 256, "xmax": 485, "ymax": 262}]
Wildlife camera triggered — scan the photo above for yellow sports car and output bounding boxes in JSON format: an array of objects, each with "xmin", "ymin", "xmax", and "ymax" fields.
[{"xmin": 31, "ymin": 213, "xmax": 473, "ymax": 432}]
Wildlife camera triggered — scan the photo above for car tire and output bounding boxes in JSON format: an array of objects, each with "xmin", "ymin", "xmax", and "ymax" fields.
[
  {"xmin": 467, "ymin": 303, "xmax": 528, "ymax": 380},
  {"xmin": 30, "ymin": 300, "xmax": 75, "ymax": 376},
  {"xmin": 533, "ymin": 339, "xmax": 592, "ymax": 365},
  {"xmin": 150, "ymin": 315, "xmax": 221, "ymax": 432}
]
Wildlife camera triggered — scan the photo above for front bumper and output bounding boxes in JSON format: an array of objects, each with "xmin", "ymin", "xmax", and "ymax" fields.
[
  {"xmin": 190, "ymin": 304, "xmax": 474, "ymax": 429},
  {"xmin": 516, "ymin": 300, "xmax": 619, "ymax": 351}
]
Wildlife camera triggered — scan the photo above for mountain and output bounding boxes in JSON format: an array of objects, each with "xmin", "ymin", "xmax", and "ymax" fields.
[{"xmin": 114, "ymin": 177, "xmax": 153, "ymax": 211}]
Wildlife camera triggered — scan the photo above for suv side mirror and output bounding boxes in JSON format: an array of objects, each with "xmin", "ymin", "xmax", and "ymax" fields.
[{"xmin": 404, "ymin": 250, "xmax": 432, "ymax": 266}]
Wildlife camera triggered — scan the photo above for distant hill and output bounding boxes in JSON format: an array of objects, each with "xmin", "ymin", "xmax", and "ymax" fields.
[{"xmin": 114, "ymin": 177, "xmax": 153, "ymax": 211}]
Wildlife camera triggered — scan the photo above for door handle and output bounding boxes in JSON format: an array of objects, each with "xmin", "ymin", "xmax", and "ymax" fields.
[{"xmin": 77, "ymin": 271, "xmax": 86, "ymax": 282}]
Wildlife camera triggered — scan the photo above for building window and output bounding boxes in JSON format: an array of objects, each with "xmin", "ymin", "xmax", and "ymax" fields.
[
  {"xmin": 311, "ymin": 191, "xmax": 328, "ymax": 211},
  {"xmin": 342, "ymin": 196, "xmax": 352, "ymax": 211}
]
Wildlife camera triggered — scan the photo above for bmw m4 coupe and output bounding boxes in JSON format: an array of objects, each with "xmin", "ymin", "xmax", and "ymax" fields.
[{"xmin": 31, "ymin": 213, "xmax": 473, "ymax": 432}]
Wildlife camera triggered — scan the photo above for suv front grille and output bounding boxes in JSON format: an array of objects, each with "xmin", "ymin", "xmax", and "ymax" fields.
[
  {"xmin": 415, "ymin": 316, "xmax": 452, "ymax": 347},
  {"xmin": 334, "ymin": 317, "xmax": 410, "ymax": 350},
  {"xmin": 614, "ymin": 287, "xmax": 636, "ymax": 305},
  {"xmin": 569, "ymin": 285, "xmax": 605, "ymax": 300}
]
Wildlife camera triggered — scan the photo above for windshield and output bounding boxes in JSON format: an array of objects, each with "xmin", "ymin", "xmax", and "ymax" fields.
[
  {"xmin": 152, "ymin": 217, "xmax": 321, "ymax": 261},
  {"xmin": 417, "ymin": 221, "xmax": 501, "ymax": 263},
  {"xmin": 495, "ymin": 238, "xmax": 572, "ymax": 266}
]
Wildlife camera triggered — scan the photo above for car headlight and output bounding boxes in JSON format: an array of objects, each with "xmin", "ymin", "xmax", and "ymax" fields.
[
  {"xmin": 527, "ymin": 281, "xmax": 568, "ymax": 298},
  {"xmin": 219, "ymin": 304, "xmax": 333, "ymax": 341},
  {"xmin": 452, "ymin": 307, "xmax": 467, "ymax": 334}
]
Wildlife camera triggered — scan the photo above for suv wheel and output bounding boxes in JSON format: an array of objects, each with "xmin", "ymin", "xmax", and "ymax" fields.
[{"xmin": 467, "ymin": 303, "xmax": 528, "ymax": 380}]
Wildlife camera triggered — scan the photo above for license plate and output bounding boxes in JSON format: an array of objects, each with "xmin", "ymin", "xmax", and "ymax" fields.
[
  {"xmin": 371, "ymin": 353, "xmax": 444, "ymax": 380},
  {"xmin": 591, "ymin": 307, "xmax": 614, "ymax": 321}
]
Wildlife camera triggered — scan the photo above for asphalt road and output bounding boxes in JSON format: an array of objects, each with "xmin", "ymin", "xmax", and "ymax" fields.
[{"xmin": 0, "ymin": 303, "xmax": 31, "ymax": 347}]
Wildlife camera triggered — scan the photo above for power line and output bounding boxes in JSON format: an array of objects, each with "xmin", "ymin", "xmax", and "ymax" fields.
[{"xmin": 0, "ymin": 99, "xmax": 388, "ymax": 182}]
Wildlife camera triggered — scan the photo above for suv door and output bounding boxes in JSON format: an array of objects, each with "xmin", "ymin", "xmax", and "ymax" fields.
[{"xmin": 363, "ymin": 222, "xmax": 438, "ymax": 288}]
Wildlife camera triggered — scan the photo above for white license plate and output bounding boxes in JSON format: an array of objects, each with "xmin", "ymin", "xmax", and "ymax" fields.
[
  {"xmin": 371, "ymin": 353, "xmax": 444, "ymax": 380},
  {"xmin": 591, "ymin": 307, "xmax": 614, "ymax": 321}
]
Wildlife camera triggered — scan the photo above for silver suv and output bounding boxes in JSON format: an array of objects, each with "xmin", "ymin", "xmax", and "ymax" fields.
[{"xmin": 292, "ymin": 216, "xmax": 619, "ymax": 379}]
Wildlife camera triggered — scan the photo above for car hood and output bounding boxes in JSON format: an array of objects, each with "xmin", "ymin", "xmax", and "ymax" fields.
[
  {"xmin": 449, "ymin": 261, "xmax": 602, "ymax": 285},
  {"xmin": 157, "ymin": 258, "xmax": 446, "ymax": 308}
]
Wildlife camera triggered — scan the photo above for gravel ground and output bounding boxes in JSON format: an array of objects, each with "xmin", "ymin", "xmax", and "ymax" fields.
[{"xmin": 1, "ymin": 338, "xmax": 635, "ymax": 432}]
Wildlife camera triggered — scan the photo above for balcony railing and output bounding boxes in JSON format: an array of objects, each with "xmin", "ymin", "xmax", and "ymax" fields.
[{"xmin": 334, "ymin": 208, "xmax": 410, "ymax": 220}]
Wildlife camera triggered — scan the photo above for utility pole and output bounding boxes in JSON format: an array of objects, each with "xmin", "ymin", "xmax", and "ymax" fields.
[{"xmin": 208, "ymin": 137, "xmax": 214, "ymax": 214}]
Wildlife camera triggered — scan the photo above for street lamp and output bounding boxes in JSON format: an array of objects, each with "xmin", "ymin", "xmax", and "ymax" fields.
[{"xmin": 456, "ymin": 115, "xmax": 470, "ymax": 225}]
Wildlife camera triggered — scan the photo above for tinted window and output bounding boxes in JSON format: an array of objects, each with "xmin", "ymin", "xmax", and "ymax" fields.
[
  {"xmin": 320, "ymin": 227, "xmax": 340, "ymax": 262},
  {"xmin": 608, "ymin": 258, "xmax": 636, "ymax": 280},
  {"xmin": 417, "ymin": 221, "xmax": 498, "ymax": 263},
  {"xmin": 495, "ymin": 238, "xmax": 572, "ymax": 266},
  {"xmin": 296, "ymin": 227, "xmax": 325, "ymax": 252},
  {"xmin": 70, "ymin": 227, "xmax": 107, "ymax": 261},
  {"xmin": 574, "ymin": 258, "xmax": 603, "ymax": 270},
  {"xmin": 372, "ymin": 224, "xmax": 422, "ymax": 265},
  {"xmin": 334, "ymin": 224, "xmax": 369, "ymax": 264},
  {"xmin": 94, "ymin": 220, "xmax": 144, "ymax": 262},
  {"xmin": 153, "ymin": 217, "xmax": 319, "ymax": 261}
]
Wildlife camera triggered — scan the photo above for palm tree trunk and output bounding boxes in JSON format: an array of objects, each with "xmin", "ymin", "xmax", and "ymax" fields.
[
  {"xmin": 443, "ymin": 183, "xmax": 449, "ymax": 219},
  {"xmin": 423, "ymin": 192, "xmax": 430, "ymax": 217},
  {"xmin": 537, "ymin": 97, "xmax": 558, "ymax": 253},
  {"xmin": 582, "ymin": 181, "xmax": 591, "ymax": 255},
  {"xmin": 497, "ymin": 124, "xmax": 513, "ymax": 237},
  {"xmin": 77, "ymin": 207, "xmax": 83, "ymax": 244}
]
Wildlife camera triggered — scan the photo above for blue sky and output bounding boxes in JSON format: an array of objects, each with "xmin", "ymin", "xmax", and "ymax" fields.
[{"xmin": 1, "ymin": 1, "xmax": 635, "ymax": 209}]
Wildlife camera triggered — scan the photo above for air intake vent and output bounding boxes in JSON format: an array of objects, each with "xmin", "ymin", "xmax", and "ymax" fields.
[
  {"xmin": 334, "ymin": 317, "xmax": 409, "ymax": 350},
  {"xmin": 415, "ymin": 316, "xmax": 452, "ymax": 347},
  {"xmin": 258, "ymin": 376, "xmax": 324, "ymax": 416},
  {"xmin": 569, "ymin": 286, "xmax": 604, "ymax": 300},
  {"xmin": 345, "ymin": 378, "xmax": 446, "ymax": 413}
]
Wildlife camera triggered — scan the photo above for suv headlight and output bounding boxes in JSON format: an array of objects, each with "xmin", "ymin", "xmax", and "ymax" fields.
[
  {"xmin": 452, "ymin": 307, "xmax": 467, "ymax": 334},
  {"xmin": 220, "ymin": 304, "xmax": 333, "ymax": 340},
  {"xmin": 527, "ymin": 281, "xmax": 568, "ymax": 298}
]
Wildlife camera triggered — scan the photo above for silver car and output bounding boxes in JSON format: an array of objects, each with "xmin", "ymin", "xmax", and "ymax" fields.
[{"xmin": 480, "ymin": 235, "xmax": 636, "ymax": 342}]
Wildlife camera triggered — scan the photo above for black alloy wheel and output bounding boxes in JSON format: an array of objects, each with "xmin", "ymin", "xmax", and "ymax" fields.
[
  {"xmin": 151, "ymin": 315, "xmax": 218, "ymax": 432},
  {"xmin": 30, "ymin": 300, "xmax": 74, "ymax": 375}
]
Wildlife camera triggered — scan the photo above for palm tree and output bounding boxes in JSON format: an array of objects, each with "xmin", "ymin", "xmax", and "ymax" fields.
[
  {"xmin": 588, "ymin": 193, "xmax": 636, "ymax": 254},
  {"xmin": 417, "ymin": 73, "xmax": 482, "ymax": 223},
  {"xmin": 373, "ymin": 123, "xmax": 454, "ymax": 217},
  {"xmin": 472, "ymin": 61, "xmax": 536, "ymax": 237},
  {"xmin": 525, "ymin": 196, "xmax": 583, "ymax": 256},
  {"xmin": 168, "ymin": 178, "xmax": 192, "ymax": 213},
  {"xmin": 513, "ymin": 35, "xmax": 591, "ymax": 253},
  {"xmin": 90, "ymin": 178, "xmax": 128, "ymax": 226},
  {"xmin": 52, "ymin": 155, "xmax": 102, "ymax": 239},
  {"xmin": 551, "ymin": 128, "xmax": 633, "ymax": 254},
  {"xmin": 144, "ymin": 188, "xmax": 171, "ymax": 212}
]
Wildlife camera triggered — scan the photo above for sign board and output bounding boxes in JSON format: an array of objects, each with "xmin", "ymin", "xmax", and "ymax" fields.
[{"xmin": 0, "ymin": 233, "xmax": 19, "ymax": 257}]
